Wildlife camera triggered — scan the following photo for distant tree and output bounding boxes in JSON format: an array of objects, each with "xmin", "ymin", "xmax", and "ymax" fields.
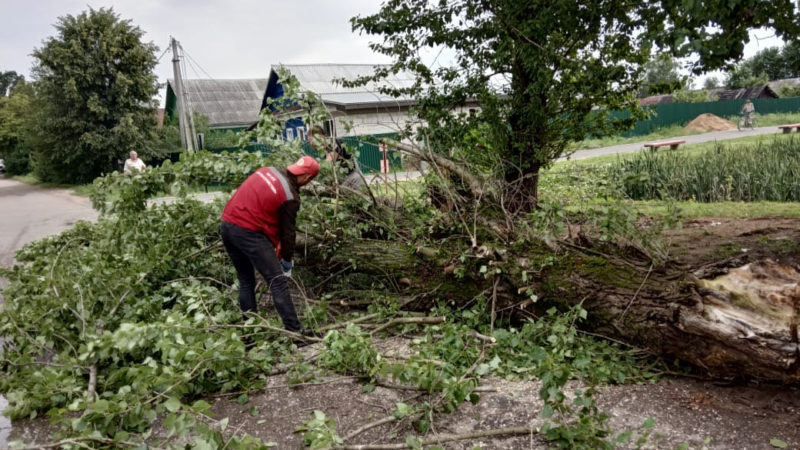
[
  {"xmin": 0, "ymin": 79, "xmax": 35, "ymax": 174},
  {"xmin": 352, "ymin": 0, "xmax": 800, "ymax": 212},
  {"xmin": 29, "ymin": 7, "xmax": 159, "ymax": 184},
  {"xmin": 642, "ymin": 54, "xmax": 686, "ymax": 96},
  {"xmin": 703, "ymin": 77, "xmax": 721, "ymax": 90},
  {"xmin": 0, "ymin": 71, "xmax": 24, "ymax": 97},
  {"xmin": 674, "ymin": 89, "xmax": 709, "ymax": 103},
  {"xmin": 725, "ymin": 64, "xmax": 770, "ymax": 88},
  {"xmin": 725, "ymin": 43, "xmax": 800, "ymax": 88},
  {"xmin": 777, "ymin": 84, "xmax": 800, "ymax": 98},
  {"xmin": 782, "ymin": 41, "xmax": 800, "ymax": 78}
]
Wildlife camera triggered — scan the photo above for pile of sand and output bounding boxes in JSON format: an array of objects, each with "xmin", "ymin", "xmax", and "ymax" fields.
[{"xmin": 684, "ymin": 113, "xmax": 737, "ymax": 132}]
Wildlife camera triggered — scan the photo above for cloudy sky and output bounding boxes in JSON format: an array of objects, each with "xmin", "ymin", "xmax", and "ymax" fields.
[
  {"xmin": 0, "ymin": 0, "xmax": 786, "ymax": 101},
  {"xmin": 0, "ymin": 0, "xmax": 390, "ymax": 103}
]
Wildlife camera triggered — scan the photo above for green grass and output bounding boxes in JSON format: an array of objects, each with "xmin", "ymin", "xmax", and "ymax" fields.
[
  {"xmin": 12, "ymin": 174, "xmax": 94, "ymax": 197},
  {"xmin": 542, "ymin": 132, "xmax": 800, "ymax": 219},
  {"xmin": 612, "ymin": 135, "xmax": 800, "ymax": 202},
  {"xmin": 631, "ymin": 200, "xmax": 800, "ymax": 219}
]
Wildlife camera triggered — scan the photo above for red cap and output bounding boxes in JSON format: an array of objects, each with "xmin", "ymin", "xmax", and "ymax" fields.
[{"xmin": 287, "ymin": 155, "xmax": 320, "ymax": 177}]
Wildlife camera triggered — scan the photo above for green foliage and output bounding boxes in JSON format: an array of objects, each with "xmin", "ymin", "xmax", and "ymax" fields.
[
  {"xmin": 641, "ymin": 54, "xmax": 686, "ymax": 96},
  {"xmin": 0, "ymin": 70, "xmax": 24, "ymax": 97},
  {"xmin": 28, "ymin": 7, "xmax": 159, "ymax": 184},
  {"xmin": 777, "ymin": 84, "xmax": 800, "ymax": 98},
  {"xmin": 321, "ymin": 325, "xmax": 380, "ymax": 378},
  {"xmin": 0, "ymin": 79, "xmax": 34, "ymax": 174},
  {"xmin": 613, "ymin": 136, "xmax": 800, "ymax": 202},
  {"xmin": 351, "ymin": 0, "xmax": 799, "ymax": 211},
  {"xmin": 726, "ymin": 43, "xmax": 800, "ymax": 88},
  {"xmin": 673, "ymin": 89, "xmax": 709, "ymax": 103},
  {"xmin": 724, "ymin": 64, "xmax": 769, "ymax": 89},
  {"xmin": 296, "ymin": 410, "xmax": 343, "ymax": 449}
]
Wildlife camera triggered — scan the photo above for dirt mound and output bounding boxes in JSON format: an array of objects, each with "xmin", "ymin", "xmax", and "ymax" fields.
[{"xmin": 684, "ymin": 113, "xmax": 737, "ymax": 132}]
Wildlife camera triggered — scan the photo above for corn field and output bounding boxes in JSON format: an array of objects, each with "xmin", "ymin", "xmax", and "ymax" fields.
[{"xmin": 613, "ymin": 136, "xmax": 800, "ymax": 202}]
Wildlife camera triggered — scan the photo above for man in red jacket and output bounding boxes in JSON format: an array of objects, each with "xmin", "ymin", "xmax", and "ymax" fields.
[{"xmin": 220, "ymin": 155, "xmax": 320, "ymax": 336}]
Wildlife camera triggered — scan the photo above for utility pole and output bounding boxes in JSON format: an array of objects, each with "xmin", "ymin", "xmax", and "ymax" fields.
[{"xmin": 171, "ymin": 37, "xmax": 194, "ymax": 151}]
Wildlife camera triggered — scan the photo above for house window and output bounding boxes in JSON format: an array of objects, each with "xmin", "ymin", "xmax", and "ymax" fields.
[
  {"xmin": 285, "ymin": 128, "xmax": 295, "ymax": 141},
  {"xmin": 323, "ymin": 120, "xmax": 335, "ymax": 137},
  {"xmin": 297, "ymin": 126, "xmax": 306, "ymax": 141}
]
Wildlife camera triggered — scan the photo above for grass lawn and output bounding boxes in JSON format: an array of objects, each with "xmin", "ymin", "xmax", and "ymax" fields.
[
  {"xmin": 12, "ymin": 173, "xmax": 94, "ymax": 197},
  {"xmin": 632, "ymin": 200, "xmax": 800, "ymax": 219},
  {"xmin": 543, "ymin": 132, "xmax": 800, "ymax": 220}
]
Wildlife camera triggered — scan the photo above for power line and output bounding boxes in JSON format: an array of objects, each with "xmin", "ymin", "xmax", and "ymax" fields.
[{"xmin": 180, "ymin": 44, "xmax": 214, "ymax": 80}]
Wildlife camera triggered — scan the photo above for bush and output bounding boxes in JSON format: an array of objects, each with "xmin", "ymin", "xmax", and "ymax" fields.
[{"xmin": 3, "ymin": 142, "xmax": 31, "ymax": 175}]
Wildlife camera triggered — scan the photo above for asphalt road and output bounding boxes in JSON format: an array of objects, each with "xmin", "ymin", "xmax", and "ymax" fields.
[
  {"xmin": 564, "ymin": 125, "xmax": 788, "ymax": 161},
  {"xmin": 0, "ymin": 176, "xmax": 98, "ymax": 446},
  {"xmin": 0, "ymin": 177, "xmax": 98, "ymax": 268}
]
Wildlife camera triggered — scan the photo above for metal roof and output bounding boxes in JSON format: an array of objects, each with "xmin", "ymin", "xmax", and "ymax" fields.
[
  {"xmin": 274, "ymin": 64, "xmax": 416, "ymax": 110},
  {"xmin": 167, "ymin": 78, "xmax": 267, "ymax": 128},
  {"xmin": 708, "ymin": 85, "xmax": 778, "ymax": 101}
]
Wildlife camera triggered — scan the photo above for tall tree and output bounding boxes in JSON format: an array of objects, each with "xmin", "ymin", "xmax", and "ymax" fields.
[
  {"xmin": 0, "ymin": 79, "xmax": 34, "ymax": 174},
  {"xmin": 30, "ymin": 7, "xmax": 158, "ymax": 183},
  {"xmin": 642, "ymin": 54, "xmax": 686, "ymax": 96},
  {"xmin": 352, "ymin": 0, "xmax": 800, "ymax": 213},
  {"xmin": 0, "ymin": 71, "xmax": 23, "ymax": 97}
]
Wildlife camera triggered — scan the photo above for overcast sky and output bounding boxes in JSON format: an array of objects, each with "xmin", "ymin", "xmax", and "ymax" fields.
[
  {"xmin": 0, "ymin": 0, "xmax": 786, "ymax": 101},
  {"xmin": 0, "ymin": 0, "xmax": 390, "ymax": 104}
]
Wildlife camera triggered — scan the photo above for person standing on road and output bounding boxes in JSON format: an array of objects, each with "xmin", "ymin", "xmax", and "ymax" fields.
[
  {"xmin": 123, "ymin": 151, "xmax": 146, "ymax": 174},
  {"xmin": 220, "ymin": 156, "xmax": 320, "ymax": 338},
  {"xmin": 308, "ymin": 126, "xmax": 364, "ymax": 189},
  {"xmin": 741, "ymin": 99, "xmax": 755, "ymax": 127}
]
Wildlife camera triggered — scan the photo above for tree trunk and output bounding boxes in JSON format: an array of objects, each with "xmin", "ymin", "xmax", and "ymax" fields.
[
  {"xmin": 301, "ymin": 236, "xmax": 800, "ymax": 382},
  {"xmin": 538, "ymin": 251, "xmax": 800, "ymax": 382}
]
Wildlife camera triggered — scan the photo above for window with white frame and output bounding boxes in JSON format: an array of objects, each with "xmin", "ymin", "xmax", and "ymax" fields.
[
  {"xmin": 296, "ymin": 126, "xmax": 306, "ymax": 141},
  {"xmin": 285, "ymin": 128, "xmax": 295, "ymax": 141}
]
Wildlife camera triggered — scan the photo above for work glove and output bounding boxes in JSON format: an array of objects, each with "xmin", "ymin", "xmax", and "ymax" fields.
[{"xmin": 280, "ymin": 259, "xmax": 293, "ymax": 277}]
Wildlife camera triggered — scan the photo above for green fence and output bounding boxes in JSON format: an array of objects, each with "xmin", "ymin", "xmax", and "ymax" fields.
[
  {"xmin": 208, "ymin": 133, "xmax": 402, "ymax": 173},
  {"xmin": 619, "ymin": 96, "xmax": 800, "ymax": 137}
]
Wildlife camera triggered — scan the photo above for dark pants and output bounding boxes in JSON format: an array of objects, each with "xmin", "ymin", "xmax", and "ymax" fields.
[{"xmin": 220, "ymin": 221, "xmax": 302, "ymax": 332}]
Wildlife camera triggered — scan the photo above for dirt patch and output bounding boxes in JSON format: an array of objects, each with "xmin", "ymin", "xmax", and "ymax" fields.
[
  {"xmin": 666, "ymin": 217, "xmax": 800, "ymax": 267},
  {"xmin": 684, "ymin": 113, "xmax": 737, "ymax": 132}
]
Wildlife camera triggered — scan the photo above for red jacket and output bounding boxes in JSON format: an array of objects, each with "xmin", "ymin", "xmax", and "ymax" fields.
[{"xmin": 221, "ymin": 167, "xmax": 299, "ymax": 255}]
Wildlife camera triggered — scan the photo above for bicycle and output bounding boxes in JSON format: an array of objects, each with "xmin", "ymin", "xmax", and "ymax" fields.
[{"xmin": 737, "ymin": 112, "xmax": 758, "ymax": 130}]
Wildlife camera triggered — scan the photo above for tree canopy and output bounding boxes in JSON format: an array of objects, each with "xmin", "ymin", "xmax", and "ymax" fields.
[
  {"xmin": 641, "ymin": 54, "xmax": 686, "ymax": 96},
  {"xmin": 351, "ymin": 0, "xmax": 800, "ymax": 212},
  {"xmin": 29, "ymin": 7, "xmax": 159, "ymax": 184},
  {"xmin": 726, "ymin": 42, "xmax": 800, "ymax": 88}
]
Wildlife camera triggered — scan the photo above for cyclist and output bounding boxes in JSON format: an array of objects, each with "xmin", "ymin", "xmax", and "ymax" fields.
[{"xmin": 740, "ymin": 99, "xmax": 755, "ymax": 128}]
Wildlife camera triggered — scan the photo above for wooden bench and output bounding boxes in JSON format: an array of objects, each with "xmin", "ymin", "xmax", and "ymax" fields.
[
  {"xmin": 643, "ymin": 139, "xmax": 686, "ymax": 150},
  {"xmin": 778, "ymin": 123, "xmax": 800, "ymax": 133}
]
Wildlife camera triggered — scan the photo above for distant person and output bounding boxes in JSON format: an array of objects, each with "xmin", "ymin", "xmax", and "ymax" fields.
[
  {"xmin": 741, "ymin": 99, "xmax": 755, "ymax": 127},
  {"xmin": 123, "ymin": 151, "xmax": 146, "ymax": 174},
  {"xmin": 220, "ymin": 156, "xmax": 321, "ymax": 339},
  {"xmin": 307, "ymin": 126, "xmax": 364, "ymax": 189}
]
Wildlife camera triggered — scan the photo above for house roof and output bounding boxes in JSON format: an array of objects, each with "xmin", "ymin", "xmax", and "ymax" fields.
[
  {"xmin": 768, "ymin": 77, "xmax": 800, "ymax": 91},
  {"xmin": 639, "ymin": 94, "xmax": 675, "ymax": 106},
  {"xmin": 271, "ymin": 64, "xmax": 417, "ymax": 111},
  {"xmin": 708, "ymin": 85, "xmax": 779, "ymax": 101},
  {"xmin": 167, "ymin": 78, "xmax": 267, "ymax": 128}
]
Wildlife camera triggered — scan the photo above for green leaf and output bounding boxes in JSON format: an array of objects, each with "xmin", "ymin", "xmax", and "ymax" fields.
[
  {"xmin": 219, "ymin": 417, "xmax": 229, "ymax": 431},
  {"xmin": 164, "ymin": 397, "xmax": 181, "ymax": 413},
  {"xmin": 237, "ymin": 394, "xmax": 250, "ymax": 405},
  {"xmin": 770, "ymin": 438, "xmax": 788, "ymax": 448},
  {"xmin": 642, "ymin": 417, "xmax": 656, "ymax": 428}
]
